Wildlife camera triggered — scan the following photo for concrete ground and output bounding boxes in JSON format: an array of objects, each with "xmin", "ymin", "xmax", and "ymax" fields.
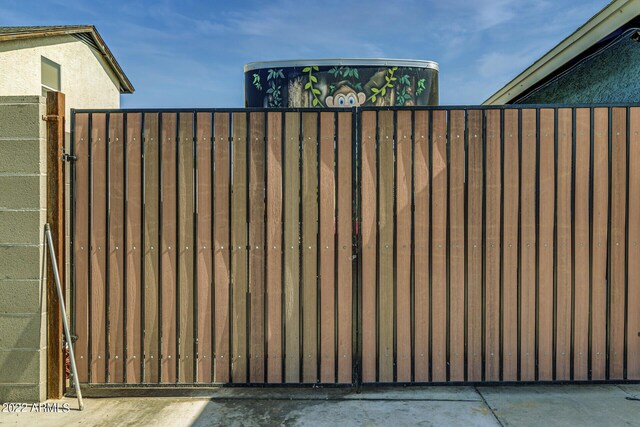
[{"xmin": 0, "ymin": 384, "xmax": 639, "ymax": 426}]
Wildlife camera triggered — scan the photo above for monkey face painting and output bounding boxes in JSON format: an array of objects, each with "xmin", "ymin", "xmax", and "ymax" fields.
[{"xmin": 325, "ymin": 85, "xmax": 366, "ymax": 107}]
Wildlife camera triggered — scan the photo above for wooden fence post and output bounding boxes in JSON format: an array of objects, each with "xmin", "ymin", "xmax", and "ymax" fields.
[{"xmin": 46, "ymin": 91, "xmax": 65, "ymax": 399}]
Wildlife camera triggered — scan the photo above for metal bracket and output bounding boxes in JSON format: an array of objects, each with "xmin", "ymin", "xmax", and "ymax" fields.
[
  {"xmin": 42, "ymin": 114, "xmax": 61, "ymax": 122},
  {"xmin": 63, "ymin": 151, "xmax": 77, "ymax": 162}
]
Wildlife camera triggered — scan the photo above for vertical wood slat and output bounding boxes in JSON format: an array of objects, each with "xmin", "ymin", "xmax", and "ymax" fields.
[
  {"xmin": 266, "ymin": 112, "xmax": 283, "ymax": 384},
  {"xmin": 573, "ymin": 108, "xmax": 590, "ymax": 381},
  {"xmin": 125, "ymin": 113, "xmax": 143, "ymax": 383},
  {"xmin": 143, "ymin": 113, "xmax": 160, "ymax": 383},
  {"xmin": 448, "ymin": 110, "xmax": 465, "ymax": 382},
  {"xmin": 160, "ymin": 113, "xmax": 177, "ymax": 383},
  {"xmin": 91, "ymin": 113, "xmax": 107, "ymax": 384},
  {"xmin": 301, "ymin": 113, "xmax": 319, "ymax": 383},
  {"xmin": 178, "ymin": 113, "xmax": 195, "ymax": 383},
  {"xmin": 213, "ymin": 112, "xmax": 230, "ymax": 384},
  {"xmin": 395, "ymin": 111, "xmax": 412, "ymax": 383},
  {"xmin": 413, "ymin": 110, "xmax": 430, "ymax": 382},
  {"xmin": 431, "ymin": 110, "xmax": 447, "ymax": 382},
  {"xmin": 538, "ymin": 108, "xmax": 555, "ymax": 381},
  {"xmin": 466, "ymin": 110, "xmax": 483, "ymax": 382},
  {"xmin": 502, "ymin": 109, "xmax": 519, "ymax": 381},
  {"xmin": 195, "ymin": 113, "xmax": 213, "ymax": 383},
  {"xmin": 519, "ymin": 109, "xmax": 537, "ymax": 381},
  {"xmin": 231, "ymin": 112, "xmax": 248, "ymax": 383},
  {"xmin": 108, "ymin": 113, "xmax": 125, "ymax": 383},
  {"xmin": 378, "ymin": 110, "xmax": 394, "ymax": 383},
  {"xmin": 361, "ymin": 111, "xmax": 377, "ymax": 383},
  {"xmin": 336, "ymin": 112, "xmax": 353, "ymax": 384},
  {"xmin": 249, "ymin": 112, "xmax": 266, "ymax": 383},
  {"xmin": 555, "ymin": 108, "xmax": 572, "ymax": 380},
  {"xmin": 609, "ymin": 107, "xmax": 627, "ymax": 380},
  {"xmin": 628, "ymin": 107, "xmax": 640, "ymax": 380},
  {"xmin": 319, "ymin": 112, "xmax": 336, "ymax": 384},
  {"xmin": 591, "ymin": 108, "xmax": 609, "ymax": 380},
  {"xmin": 283, "ymin": 112, "xmax": 301, "ymax": 383},
  {"xmin": 74, "ymin": 113, "xmax": 90, "ymax": 382},
  {"xmin": 484, "ymin": 109, "xmax": 501, "ymax": 381}
]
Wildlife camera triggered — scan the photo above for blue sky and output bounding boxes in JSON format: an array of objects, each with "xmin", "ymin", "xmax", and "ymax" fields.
[{"xmin": 2, "ymin": 0, "xmax": 607, "ymax": 107}]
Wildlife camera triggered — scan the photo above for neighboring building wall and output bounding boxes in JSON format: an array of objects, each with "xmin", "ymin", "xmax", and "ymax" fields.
[
  {"xmin": 0, "ymin": 96, "xmax": 47, "ymax": 402},
  {"xmin": 516, "ymin": 35, "xmax": 640, "ymax": 104},
  {"xmin": 0, "ymin": 35, "xmax": 121, "ymax": 129}
]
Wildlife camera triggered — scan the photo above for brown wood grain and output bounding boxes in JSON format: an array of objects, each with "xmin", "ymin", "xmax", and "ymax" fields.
[
  {"xmin": 143, "ymin": 113, "xmax": 160, "ymax": 383},
  {"xmin": 431, "ymin": 110, "xmax": 447, "ymax": 382},
  {"xmin": 177, "ymin": 113, "xmax": 195, "ymax": 383},
  {"xmin": 283, "ymin": 112, "xmax": 301, "ymax": 383},
  {"xmin": 248, "ymin": 112, "xmax": 266, "ymax": 383},
  {"xmin": 538, "ymin": 108, "xmax": 554, "ymax": 381},
  {"xmin": 213, "ymin": 112, "xmax": 230, "ymax": 384},
  {"xmin": 448, "ymin": 110, "xmax": 465, "ymax": 382},
  {"xmin": 336, "ymin": 112, "xmax": 352, "ymax": 384},
  {"xmin": 628, "ymin": 107, "xmax": 640, "ymax": 380},
  {"xmin": 46, "ymin": 92, "xmax": 65, "ymax": 397},
  {"xmin": 395, "ymin": 111, "xmax": 412, "ymax": 383},
  {"xmin": 609, "ymin": 107, "xmax": 627, "ymax": 380},
  {"xmin": 160, "ymin": 113, "xmax": 177, "ymax": 383},
  {"xmin": 466, "ymin": 110, "xmax": 483, "ymax": 382},
  {"xmin": 378, "ymin": 110, "xmax": 394, "ymax": 383},
  {"xmin": 91, "ymin": 113, "xmax": 107, "ymax": 384},
  {"xmin": 195, "ymin": 113, "xmax": 213, "ymax": 383},
  {"xmin": 361, "ymin": 111, "xmax": 377, "ymax": 383},
  {"xmin": 502, "ymin": 109, "xmax": 519, "ymax": 381},
  {"xmin": 231, "ymin": 112, "xmax": 248, "ymax": 384},
  {"xmin": 555, "ymin": 109, "xmax": 572, "ymax": 380},
  {"xmin": 266, "ymin": 112, "xmax": 283, "ymax": 384},
  {"xmin": 413, "ymin": 110, "xmax": 430, "ymax": 382},
  {"xmin": 484, "ymin": 109, "xmax": 501, "ymax": 381},
  {"xmin": 319, "ymin": 112, "xmax": 336, "ymax": 384},
  {"xmin": 301, "ymin": 113, "xmax": 319, "ymax": 383},
  {"xmin": 125, "ymin": 113, "xmax": 143, "ymax": 384},
  {"xmin": 591, "ymin": 108, "xmax": 609, "ymax": 380},
  {"xmin": 108, "ymin": 113, "xmax": 125, "ymax": 383},
  {"xmin": 73, "ymin": 113, "xmax": 90, "ymax": 382},
  {"xmin": 573, "ymin": 108, "xmax": 590, "ymax": 381},
  {"xmin": 519, "ymin": 109, "xmax": 537, "ymax": 381}
]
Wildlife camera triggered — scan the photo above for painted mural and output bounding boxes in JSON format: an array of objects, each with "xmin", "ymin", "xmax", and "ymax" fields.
[{"xmin": 245, "ymin": 64, "xmax": 438, "ymax": 108}]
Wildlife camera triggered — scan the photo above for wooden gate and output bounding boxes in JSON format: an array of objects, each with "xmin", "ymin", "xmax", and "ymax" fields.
[
  {"xmin": 71, "ymin": 110, "xmax": 355, "ymax": 384},
  {"xmin": 71, "ymin": 106, "xmax": 640, "ymax": 386}
]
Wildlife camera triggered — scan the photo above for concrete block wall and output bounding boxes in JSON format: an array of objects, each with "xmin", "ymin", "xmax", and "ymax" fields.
[{"xmin": 0, "ymin": 96, "xmax": 47, "ymax": 402}]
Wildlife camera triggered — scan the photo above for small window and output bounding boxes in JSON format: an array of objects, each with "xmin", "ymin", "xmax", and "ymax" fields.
[{"xmin": 41, "ymin": 56, "xmax": 61, "ymax": 93}]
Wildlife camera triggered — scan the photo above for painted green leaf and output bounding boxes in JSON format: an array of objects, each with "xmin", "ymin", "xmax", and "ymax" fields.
[
  {"xmin": 302, "ymin": 67, "xmax": 311, "ymax": 73},
  {"xmin": 381, "ymin": 87, "xmax": 386, "ymax": 96},
  {"xmin": 312, "ymin": 66, "xmax": 319, "ymax": 71},
  {"xmin": 392, "ymin": 66, "xmax": 398, "ymax": 71},
  {"xmin": 390, "ymin": 77, "xmax": 397, "ymax": 81},
  {"xmin": 310, "ymin": 75, "xmax": 317, "ymax": 83},
  {"xmin": 305, "ymin": 82, "xmax": 312, "ymax": 89},
  {"xmin": 353, "ymin": 69, "xmax": 359, "ymax": 79},
  {"xmin": 385, "ymin": 76, "xmax": 390, "ymax": 82},
  {"xmin": 312, "ymin": 98, "xmax": 319, "ymax": 106},
  {"xmin": 371, "ymin": 95, "xmax": 377, "ymax": 103},
  {"xmin": 312, "ymin": 88, "xmax": 321, "ymax": 95},
  {"xmin": 371, "ymin": 87, "xmax": 380, "ymax": 94}
]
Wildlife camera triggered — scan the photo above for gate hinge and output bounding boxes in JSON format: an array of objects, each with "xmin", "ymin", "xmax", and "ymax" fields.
[
  {"xmin": 63, "ymin": 151, "xmax": 77, "ymax": 162},
  {"xmin": 42, "ymin": 114, "xmax": 61, "ymax": 122}
]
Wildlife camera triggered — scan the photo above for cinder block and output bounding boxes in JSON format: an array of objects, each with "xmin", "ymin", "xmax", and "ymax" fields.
[
  {"xmin": 0, "ymin": 280, "xmax": 43, "ymax": 314},
  {"xmin": 0, "ymin": 175, "xmax": 44, "ymax": 210},
  {"xmin": 0, "ymin": 211, "xmax": 41, "ymax": 244},
  {"xmin": 0, "ymin": 102, "xmax": 42, "ymax": 139},
  {"xmin": 0, "ymin": 383, "xmax": 44, "ymax": 403},
  {"xmin": 0, "ymin": 312, "xmax": 45, "ymax": 350},
  {"xmin": 0, "ymin": 349, "xmax": 41, "ymax": 383},
  {"xmin": 0, "ymin": 138, "xmax": 45, "ymax": 175},
  {"xmin": 0, "ymin": 245, "xmax": 42, "ymax": 280}
]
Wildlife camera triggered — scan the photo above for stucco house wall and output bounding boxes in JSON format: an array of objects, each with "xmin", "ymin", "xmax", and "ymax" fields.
[{"xmin": 0, "ymin": 35, "xmax": 121, "ymax": 129}]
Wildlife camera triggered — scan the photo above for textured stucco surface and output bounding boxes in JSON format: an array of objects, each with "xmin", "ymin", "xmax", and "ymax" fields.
[
  {"xmin": 0, "ymin": 96, "xmax": 48, "ymax": 403},
  {"xmin": 517, "ymin": 35, "xmax": 640, "ymax": 104},
  {"xmin": 0, "ymin": 35, "xmax": 121, "ymax": 128}
]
